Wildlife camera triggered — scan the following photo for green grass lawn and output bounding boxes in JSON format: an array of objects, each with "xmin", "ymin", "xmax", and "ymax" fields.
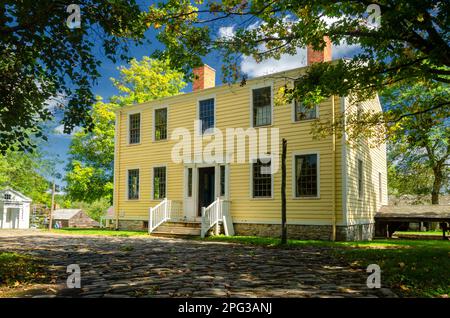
[
  {"xmin": 203, "ymin": 235, "xmax": 450, "ymax": 298},
  {"xmin": 395, "ymin": 230, "xmax": 446, "ymax": 236},
  {"xmin": 49, "ymin": 228, "xmax": 148, "ymax": 237},
  {"xmin": 0, "ymin": 252, "xmax": 47, "ymax": 287}
]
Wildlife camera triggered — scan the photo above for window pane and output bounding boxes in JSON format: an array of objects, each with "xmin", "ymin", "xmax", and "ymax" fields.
[
  {"xmin": 253, "ymin": 159, "xmax": 272, "ymax": 197},
  {"xmin": 129, "ymin": 113, "xmax": 141, "ymax": 144},
  {"xmin": 378, "ymin": 172, "xmax": 382, "ymax": 203},
  {"xmin": 253, "ymin": 87, "xmax": 272, "ymax": 126},
  {"xmin": 128, "ymin": 169, "xmax": 139, "ymax": 199},
  {"xmin": 154, "ymin": 167, "xmax": 166, "ymax": 199},
  {"xmin": 199, "ymin": 98, "xmax": 215, "ymax": 133},
  {"xmin": 220, "ymin": 165, "xmax": 225, "ymax": 196},
  {"xmin": 154, "ymin": 108, "xmax": 167, "ymax": 141},
  {"xmin": 358, "ymin": 159, "xmax": 363, "ymax": 198},
  {"xmin": 188, "ymin": 168, "xmax": 192, "ymax": 197},
  {"xmin": 295, "ymin": 154, "xmax": 318, "ymax": 197},
  {"xmin": 295, "ymin": 101, "xmax": 317, "ymax": 121}
]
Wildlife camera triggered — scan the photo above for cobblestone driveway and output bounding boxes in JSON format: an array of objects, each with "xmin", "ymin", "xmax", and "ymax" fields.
[{"xmin": 0, "ymin": 230, "xmax": 396, "ymax": 298}]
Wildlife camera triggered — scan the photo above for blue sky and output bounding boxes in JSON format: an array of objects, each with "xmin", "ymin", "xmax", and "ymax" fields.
[{"xmin": 40, "ymin": 6, "xmax": 361, "ymax": 188}]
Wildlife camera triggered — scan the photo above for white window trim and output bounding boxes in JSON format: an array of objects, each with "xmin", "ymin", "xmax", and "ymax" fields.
[
  {"xmin": 197, "ymin": 94, "xmax": 216, "ymax": 135},
  {"xmin": 151, "ymin": 164, "xmax": 168, "ymax": 201},
  {"xmin": 292, "ymin": 151, "xmax": 321, "ymax": 199},
  {"xmin": 250, "ymin": 82, "xmax": 274, "ymax": 128},
  {"xmin": 127, "ymin": 110, "xmax": 142, "ymax": 146},
  {"xmin": 249, "ymin": 154, "xmax": 274, "ymax": 200},
  {"xmin": 126, "ymin": 167, "xmax": 141, "ymax": 201},
  {"xmin": 291, "ymin": 100, "xmax": 319, "ymax": 123},
  {"xmin": 152, "ymin": 105, "xmax": 169, "ymax": 142}
]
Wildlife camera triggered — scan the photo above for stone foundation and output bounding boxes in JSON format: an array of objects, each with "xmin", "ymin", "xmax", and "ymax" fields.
[
  {"xmin": 233, "ymin": 223, "xmax": 374, "ymax": 241},
  {"xmin": 118, "ymin": 220, "xmax": 148, "ymax": 231}
]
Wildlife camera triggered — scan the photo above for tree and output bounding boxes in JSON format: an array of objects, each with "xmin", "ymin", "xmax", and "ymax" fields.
[
  {"xmin": 65, "ymin": 57, "xmax": 186, "ymax": 203},
  {"xmin": 0, "ymin": 150, "xmax": 52, "ymax": 204},
  {"xmin": 145, "ymin": 0, "xmax": 449, "ymax": 120},
  {"xmin": 384, "ymin": 81, "xmax": 450, "ymax": 204},
  {"xmin": 0, "ymin": 1, "xmax": 148, "ymax": 153}
]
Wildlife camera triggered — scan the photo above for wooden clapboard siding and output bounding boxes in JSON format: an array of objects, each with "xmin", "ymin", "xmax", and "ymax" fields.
[
  {"xmin": 113, "ymin": 65, "xmax": 384, "ymax": 226},
  {"xmin": 344, "ymin": 96, "xmax": 388, "ymax": 225}
]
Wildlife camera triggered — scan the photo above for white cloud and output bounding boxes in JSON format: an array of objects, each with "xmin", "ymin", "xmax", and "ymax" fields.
[
  {"xmin": 217, "ymin": 26, "xmax": 235, "ymax": 40},
  {"xmin": 53, "ymin": 124, "xmax": 81, "ymax": 137},
  {"xmin": 241, "ymin": 48, "xmax": 308, "ymax": 78}
]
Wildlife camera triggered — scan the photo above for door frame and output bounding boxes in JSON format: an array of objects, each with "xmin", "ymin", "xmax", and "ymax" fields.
[{"xmin": 183, "ymin": 163, "xmax": 229, "ymax": 221}]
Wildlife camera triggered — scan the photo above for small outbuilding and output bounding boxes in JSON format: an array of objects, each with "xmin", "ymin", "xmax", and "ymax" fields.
[
  {"xmin": 0, "ymin": 188, "xmax": 32, "ymax": 229},
  {"xmin": 52, "ymin": 209, "xmax": 99, "ymax": 228}
]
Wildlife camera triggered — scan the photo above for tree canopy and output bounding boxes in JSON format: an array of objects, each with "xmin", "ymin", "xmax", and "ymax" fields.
[
  {"xmin": 0, "ymin": 0, "xmax": 147, "ymax": 153},
  {"xmin": 384, "ymin": 81, "xmax": 450, "ymax": 204},
  {"xmin": 65, "ymin": 57, "xmax": 186, "ymax": 203},
  {"xmin": 145, "ymin": 0, "xmax": 449, "ymax": 117}
]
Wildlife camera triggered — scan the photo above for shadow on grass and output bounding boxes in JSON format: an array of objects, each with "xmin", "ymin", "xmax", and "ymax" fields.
[{"xmin": 203, "ymin": 235, "xmax": 450, "ymax": 297}]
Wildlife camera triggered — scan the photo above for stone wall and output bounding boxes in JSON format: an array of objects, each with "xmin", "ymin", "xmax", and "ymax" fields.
[
  {"xmin": 118, "ymin": 220, "xmax": 148, "ymax": 231},
  {"xmin": 233, "ymin": 223, "xmax": 374, "ymax": 241}
]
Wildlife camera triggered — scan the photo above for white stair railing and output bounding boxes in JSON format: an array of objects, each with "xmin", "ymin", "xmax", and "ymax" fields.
[
  {"xmin": 149, "ymin": 198, "xmax": 171, "ymax": 233},
  {"xmin": 201, "ymin": 197, "xmax": 223, "ymax": 238}
]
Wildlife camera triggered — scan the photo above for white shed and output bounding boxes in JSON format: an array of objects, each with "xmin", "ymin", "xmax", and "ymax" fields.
[{"xmin": 0, "ymin": 188, "xmax": 32, "ymax": 229}]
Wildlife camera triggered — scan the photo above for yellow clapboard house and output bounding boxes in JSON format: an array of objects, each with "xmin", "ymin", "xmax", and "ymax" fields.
[{"xmin": 113, "ymin": 41, "xmax": 387, "ymax": 241}]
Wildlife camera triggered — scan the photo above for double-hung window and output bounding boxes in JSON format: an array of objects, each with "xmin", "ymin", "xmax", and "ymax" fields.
[
  {"xmin": 128, "ymin": 169, "xmax": 140, "ymax": 200},
  {"xmin": 358, "ymin": 159, "xmax": 364, "ymax": 199},
  {"xmin": 153, "ymin": 167, "xmax": 167, "ymax": 199},
  {"xmin": 252, "ymin": 87, "xmax": 272, "ymax": 126},
  {"xmin": 294, "ymin": 154, "xmax": 318, "ymax": 197},
  {"xmin": 154, "ymin": 108, "xmax": 167, "ymax": 141},
  {"xmin": 199, "ymin": 98, "xmax": 215, "ymax": 134},
  {"xmin": 129, "ymin": 113, "xmax": 141, "ymax": 144},
  {"xmin": 295, "ymin": 101, "xmax": 317, "ymax": 121},
  {"xmin": 252, "ymin": 159, "xmax": 272, "ymax": 198}
]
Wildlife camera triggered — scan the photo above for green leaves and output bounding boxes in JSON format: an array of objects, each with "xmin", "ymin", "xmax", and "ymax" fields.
[
  {"xmin": 0, "ymin": 0, "xmax": 148, "ymax": 153},
  {"xmin": 65, "ymin": 57, "xmax": 185, "ymax": 203}
]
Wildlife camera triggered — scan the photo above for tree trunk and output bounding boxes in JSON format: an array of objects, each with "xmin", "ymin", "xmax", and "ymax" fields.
[
  {"xmin": 281, "ymin": 139, "xmax": 287, "ymax": 245},
  {"xmin": 431, "ymin": 175, "xmax": 441, "ymax": 205}
]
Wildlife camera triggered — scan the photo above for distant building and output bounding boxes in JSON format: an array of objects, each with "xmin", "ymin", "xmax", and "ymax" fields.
[
  {"xmin": 0, "ymin": 188, "xmax": 31, "ymax": 229},
  {"xmin": 100, "ymin": 206, "xmax": 115, "ymax": 228},
  {"xmin": 52, "ymin": 209, "xmax": 99, "ymax": 228}
]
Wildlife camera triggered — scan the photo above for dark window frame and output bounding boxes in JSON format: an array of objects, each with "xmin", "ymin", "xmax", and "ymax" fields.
[
  {"xmin": 4, "ymin": 193, "xmax": 11, "ymax": 200},
  {"xmin": 153, "ymin": 166, "xmax": 167, "ymax": 200},
  {"xmin": 252, "ymin": 86, "xmax": 272, "ymax": 127},
  {"xmin": 378, "ymin": 172, "xmax": 382, "ymax": 203},
  {"xmin": 294, "ymin": 154, "xmax": 319, "ymax": 198},
  {"xmin": 129, "ymin": 113, "xmax": 141, "ymax": 144},
  {"xmin": 199, "ymin": 98, "xmax": 215, "ymax": 134},
  {"xmin": 127, "ymin": 169, "xmax": 140, "ymax": 200},
  {"xmin": 154, "ymin": 107, "xmax": 168, "ymax": 141},
  {"xmin": 252, "ymin": 158, "xmax": 272, "ymax": 198},
  {"xmin": 358, "ymin": 159, "xmax": 364, "ymax": 199},
  {"xmin": 220, "ymin": 165, "xmax": 226, "ymax": 197},
  {"xmin": 187, "ymin": 168, "xmax": 193, "ymax": 197},
  {"xmin": 294, "ymin": 101, "xmax": 318, "ymax": 121}
]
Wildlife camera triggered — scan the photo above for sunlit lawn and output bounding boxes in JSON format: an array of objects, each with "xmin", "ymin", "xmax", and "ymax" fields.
[
  {"xmin": 49, "ymin": 228, "xmax": 148, "ymax": 237},
  {"xmin": 203, "ymin": 235, "xmax": 450, "ymax": 298}
]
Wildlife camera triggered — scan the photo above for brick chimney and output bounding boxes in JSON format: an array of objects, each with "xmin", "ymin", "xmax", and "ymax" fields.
[
  {"xmin": 193, "ymin": 64, "xmax": 216, "ymax": 91},
  {"xmin": 307, "ymin": 36, "xmax": 332, "ymax": 65}
]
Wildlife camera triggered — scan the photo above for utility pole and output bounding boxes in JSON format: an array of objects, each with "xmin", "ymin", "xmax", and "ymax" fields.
[
  {"xmin": 281, "ymin": 138, "xmax": 287, "ymax": 245},
  {"xmin": 48, "ymin": 179, "xmax": 55, "ymax": 230}
]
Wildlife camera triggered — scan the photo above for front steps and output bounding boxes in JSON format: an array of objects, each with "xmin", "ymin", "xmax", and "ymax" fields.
[{"xmin": 151, "ymin": 221, "xmax": 201, "ymax": 237}]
